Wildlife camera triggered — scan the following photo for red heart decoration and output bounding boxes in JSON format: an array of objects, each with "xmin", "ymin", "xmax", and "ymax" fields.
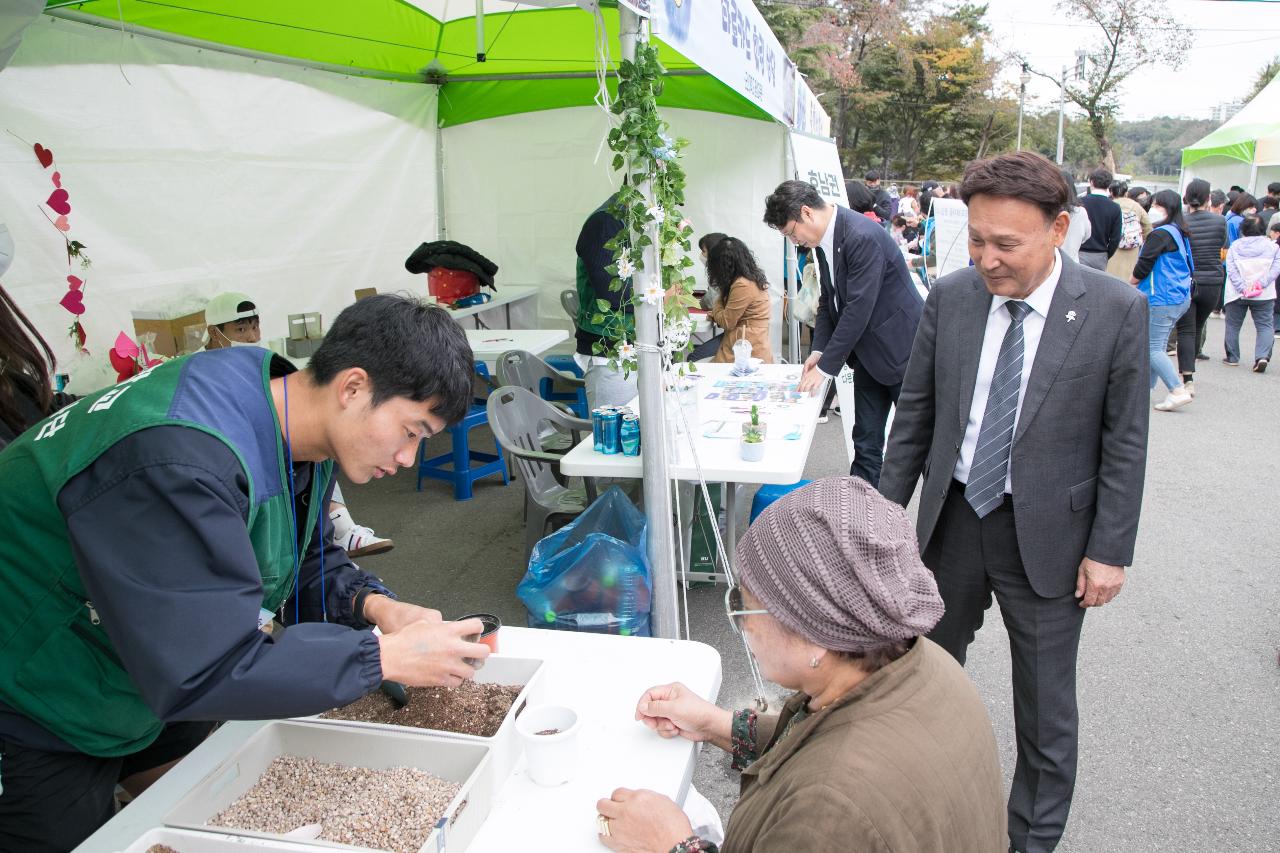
[
  {"xmin": 54, "ymin": 214, "xmax": 70, "ymax": 233},
  {"xmin": 71, "ymin": 321, "xmax": 87, "ymax": 350},
  {"xmin": 34, "ymin": 143, "xmax": 53, "ymax": 169},
  {"xmin": 113, "ymin": 332, "xmax": 139, "ymax": 359},
  {"xmin": 59, "ymin": 289, "xmax": 85, "ymax": 316},
  {"xmin": 109, "ymin": 348, "xmax": 139, "ymax": 381},
  {"xmin": 67, "ymin": 274, "xmax": 83, "ymax": 290},
  {"xmin": 46, "ymin": 189, "xmax": 71, "ymax": 216},
  {"xmin": 52, "ymin": 171, "xmax": 62, "ymax": 189}
]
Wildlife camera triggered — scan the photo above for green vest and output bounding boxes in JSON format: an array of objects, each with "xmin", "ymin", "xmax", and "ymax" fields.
[{"xmin": 0, "ymin": 349, "xmax": 330, "ymax": 756}]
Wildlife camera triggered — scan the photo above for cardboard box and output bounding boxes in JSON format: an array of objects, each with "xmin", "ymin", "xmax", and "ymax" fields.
[
  {"xmin": 284, "ymin": 337, "xmax": 323, "ymax": 359},
  {"xmin": 287, "ymin": 313, "xmax": 309, "ymax": 341},
  {"xmin": 131, "ymin": 309, "xmax": 206, "ymax": 357}
]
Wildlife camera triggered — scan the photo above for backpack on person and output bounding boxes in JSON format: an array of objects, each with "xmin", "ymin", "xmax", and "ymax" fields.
[{"xmin": 1118, "ymin": 206, "xmax": 1143, "ymax": 250}]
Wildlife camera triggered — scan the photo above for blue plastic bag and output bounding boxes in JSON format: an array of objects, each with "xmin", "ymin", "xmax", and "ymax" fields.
[{"xmin": 517, "ymin": 487, "xmax": 651, "ymax": 636}]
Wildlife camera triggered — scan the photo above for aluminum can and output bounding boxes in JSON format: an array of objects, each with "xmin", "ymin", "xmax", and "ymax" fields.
[
  {"xmin": 600, "ymin": 407, "xmax": 622, "ymax": 454},
  {"xmin": 620, "ymin": 413, "xmax": 641, "ymax": 456}
]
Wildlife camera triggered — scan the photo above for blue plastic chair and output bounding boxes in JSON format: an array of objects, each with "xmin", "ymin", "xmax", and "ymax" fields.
[
  {"xmin": 750, "ymin": 480, "xmax": 813, "ymax": 524},
  {"xmin": 416, "ymin": 362, "xmax": 509, "ymax": 501},
  {"xmin": 542, "ymin": 355, "xmax": 588, "ymax": 417}
]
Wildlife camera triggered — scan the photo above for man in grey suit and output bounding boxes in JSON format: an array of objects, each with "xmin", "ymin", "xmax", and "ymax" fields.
[{"xmin": 879, "ymin": 151, "xmax": 1149, "ymax": 853}]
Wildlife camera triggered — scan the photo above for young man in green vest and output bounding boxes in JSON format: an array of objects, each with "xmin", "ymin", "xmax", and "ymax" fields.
[{"xmin": 0, "ymin": 294, "xmax": 490, "ymax": 851}]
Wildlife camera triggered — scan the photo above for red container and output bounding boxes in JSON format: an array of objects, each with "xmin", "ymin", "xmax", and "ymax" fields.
[{"xmin": 427, "ymin": 268, "xmax": 480, "ymax": 304}]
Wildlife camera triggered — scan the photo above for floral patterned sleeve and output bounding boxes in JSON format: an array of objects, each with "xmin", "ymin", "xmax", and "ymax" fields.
[
  {"xmin": 730, "ymin": 707, "xmax": 759, "ymax": 771},
  {"xmin": 670, "ymin": 836, "xmax": 719, "ymax": 853}
]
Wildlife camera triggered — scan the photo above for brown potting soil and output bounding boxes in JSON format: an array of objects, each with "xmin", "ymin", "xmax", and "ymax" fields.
[
  {"xmin": 322, "ymin": 682, "xmax": 522, "ymax": 737},
  {"xmin": 535, "ymin": 728, "xmax": 561, "ymax": 736},
  {"xmin": 146, "ymin": 846, "xmax": 180, "ymax": 853}
]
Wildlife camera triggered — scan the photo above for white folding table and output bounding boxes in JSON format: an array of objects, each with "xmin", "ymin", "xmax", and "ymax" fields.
[
  {"xmin": 75, "ymin": 627, "xmax": 722, "ymax": 853},
  {"xmin": 445, "ymin": 284, "xmax": 542, "ymax": 329},
  {"xmin": 559, "ymin": 363, "xmax": 824, "ymax": 579},
  {"xmin": 466, "ymin": 328, "xmax": 569, "ymax": 372}
]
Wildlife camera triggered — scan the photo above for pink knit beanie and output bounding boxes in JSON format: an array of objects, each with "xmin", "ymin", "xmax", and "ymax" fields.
[{"xmin": 737, "ymin": 476, "xmax": 944, "ymax": 652}]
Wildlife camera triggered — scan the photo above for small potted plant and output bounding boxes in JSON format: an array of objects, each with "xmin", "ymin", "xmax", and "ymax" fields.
[{"xmin": 740, "ymin": 404, "xmax": 766, "ymax": 461}]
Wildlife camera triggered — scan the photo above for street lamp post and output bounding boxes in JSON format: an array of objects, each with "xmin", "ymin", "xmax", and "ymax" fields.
[
  {"xmin": 1017, "ymin": 63, "xmax": 1030, "ymax": 151},
  {"xmin": 1055, "ymin": 63, "xmax": 1067, "ymax": 165}
]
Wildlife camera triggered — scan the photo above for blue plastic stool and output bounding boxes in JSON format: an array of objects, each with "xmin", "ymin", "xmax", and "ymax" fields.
[
  {"xmin": 542, "ymin": 354, "xmax": 589, "ymax": 418},
  {"xmin": 750, "ymin": 480, "xmax": 813, "ymax": 523},
  {"xmin": 416, "ymin": 363, "xmax": 509, "ymax": 501}
]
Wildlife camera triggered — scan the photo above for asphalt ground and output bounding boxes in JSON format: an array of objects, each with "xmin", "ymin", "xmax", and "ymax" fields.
[{"xmin": 344, "ymin": 315, "xmax": 1278, "ymax": 852}]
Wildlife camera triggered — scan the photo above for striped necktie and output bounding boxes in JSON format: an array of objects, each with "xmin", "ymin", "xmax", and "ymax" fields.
[{"xmin": 965, "ymin": 300, "xmax": 1029, "ymax": 518}]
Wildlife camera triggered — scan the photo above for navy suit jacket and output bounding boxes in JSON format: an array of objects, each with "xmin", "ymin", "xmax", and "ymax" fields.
[{"xmin": 812, "ymin": 206, "xmax": 923, "ymax": 385}]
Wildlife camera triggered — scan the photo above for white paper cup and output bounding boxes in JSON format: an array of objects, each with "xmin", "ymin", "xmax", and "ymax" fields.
[{"xmin": 515, "ymin": 704, "xmax": 580, "ymax": 787}]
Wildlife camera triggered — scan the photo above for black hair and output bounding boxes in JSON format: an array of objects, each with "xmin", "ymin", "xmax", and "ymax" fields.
[
  {"xmin": 1183, "ymin": 178, "xmax": 1211, "ymax": 209},
  {"xmin": 706, "ymin": 237, "xmax": 769, "ymax": 301},
  {"xmin": 763, "ymin": 180, "xmax": 827, "ymax": 229},
  {"xmin": 308, "ymin": 293, "xmax": 474, "ymax": 425},
  {"xmin": 960, "ymin": 151, "xmax": 1071, "ymax": 223},
  {"xmin": 1230, "ymin": 193, "xmax": 1258, "ymax": 216},
  {"xmin": 1240, "ymin": 214, "xmax": 1266, "ymax": 238},
  {"xmin": 865, "ymin": 170, "xmax": 881, "ymax": 183},
  {"xmin": 1061, "ymin": 169, "xmax": 1079, "ymax": 205},
  {"xmin": 845, "ymin": 180, "xmax": 877, "ymax": 214},
  {"xmin": 891, "ymin": 215, "xmax": 908, "ymax": 227},
  {"xmin": 1263, "ymin": 196, "xmax": 1279, "ymax": 210},
  {"xmin": 1268, "ymin": 181, "xmax": 1280, "ymax": 196},
  {"xmin": 698, "ymin": 232, "xmax": 728, "ymax": 254},
  {"xmin": 0, "ymin": 283, "xmax": 55, "ymax": 436},
  {"xmin": 1088, "ymin": 167, "xmax": 1112, "ymax": 189},
  {"xmin": 1150, "ymin": 189, "xmax": 1187, "ymax": 234},
  {"xmin": 1109, "ymin": 180, "xmax": 1129, "ymax": 199},
  {"xmin": 1230, "ymin": 185, "xmax": 1245, "ymax": 194},
  {"xmin": 1210, "ymin": 189, "xmax": 1228, "ymax": 208}
]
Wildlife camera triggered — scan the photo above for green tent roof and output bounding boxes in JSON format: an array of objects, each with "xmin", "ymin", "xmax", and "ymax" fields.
[
  {"xmin": 1181, "ymin": 73, "xmax": 1280, "ymax": 169},
  {"xmin": 45, "ymin": 1, "xmax": 774, "ymax": 126}
]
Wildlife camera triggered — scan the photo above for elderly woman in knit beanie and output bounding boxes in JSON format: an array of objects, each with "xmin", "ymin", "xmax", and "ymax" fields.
[{"xmin": 595, "ymin": 477, "xmax": 1006, "ymax": 853}]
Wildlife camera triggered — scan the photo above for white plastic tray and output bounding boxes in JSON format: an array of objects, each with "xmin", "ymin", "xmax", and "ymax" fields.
[
  {"xmin": 119, "ymin": 826, "xmax": 323, "ymax": 852},
  {"xmin": 164, "ymin": 721, "xmax": 491, "ymax": 853},
  {"xmin": 302, "ymin": 655, "xmax": 544, "ymax": 791}
]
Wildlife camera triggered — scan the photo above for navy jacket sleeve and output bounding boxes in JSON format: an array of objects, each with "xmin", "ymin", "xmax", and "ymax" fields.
[
  {"xmin": 1131, "ymin": 229, "xmax": 1176, "ymax": 282},
  {"xmin": 575, "ymin": 201, "xmax": 628, "ymax": 313},
  {"xmin": 813, "ymin": 216, "xmax": 896, "ymax": 377},
  {"xmin": 57, "ymin": 427, "xmax": 383, "ymax": 722},
  {"xmin": 1106, "ymin": 204, "xmax": 1123, "ymax": 257}
]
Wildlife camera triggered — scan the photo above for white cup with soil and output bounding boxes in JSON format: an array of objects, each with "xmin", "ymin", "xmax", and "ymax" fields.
[{"xmin": 515, "ymin": 704, "xmax": 581, "ymax": 787}]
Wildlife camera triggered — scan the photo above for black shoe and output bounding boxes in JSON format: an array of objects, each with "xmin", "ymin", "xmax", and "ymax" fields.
[
  {"xmin": 1254, "ymin": 358, "xmax": 1269, "ymax": 373},
  {"xmin": 1196, "ymin": 351, "xmax": 1210, "ymax": 361}
]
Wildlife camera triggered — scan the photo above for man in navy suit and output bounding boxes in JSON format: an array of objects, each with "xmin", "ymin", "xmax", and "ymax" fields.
[{"xmin": 764, "ymin": 180, "xmax": 923, "ymax": 485}]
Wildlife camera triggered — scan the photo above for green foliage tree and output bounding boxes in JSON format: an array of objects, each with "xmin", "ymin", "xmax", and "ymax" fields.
[{"xmin": 1245, "ymin": 55, "xmax": 1280, "ymax": 103}]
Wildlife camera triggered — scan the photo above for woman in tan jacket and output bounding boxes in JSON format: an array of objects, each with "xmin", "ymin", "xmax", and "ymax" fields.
[
  {"xmin": 705, "ymin": 237, "xmax": 773, "ymax": 363},
  {"xmin": 595, "ymin": 478, "xmax": 1006, "ymax": 853}
]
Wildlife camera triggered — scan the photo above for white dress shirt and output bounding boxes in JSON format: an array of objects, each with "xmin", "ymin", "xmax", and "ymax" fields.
[{"xmin": 953, "ymin": 249, "xmax": 1063, "ymax": 493}]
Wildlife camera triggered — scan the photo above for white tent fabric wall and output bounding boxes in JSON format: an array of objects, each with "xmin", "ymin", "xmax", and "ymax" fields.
[
  {"xmin": 441, "ymin": 106, "xmax": 788, "ymax": 354},
  {"xmin": 1182, "ymin": 159, "xmax": 1280, "ymax": 197},
  {"xmin": 0, "ymin": 17, "xmax": 439, "ymax": 371}
]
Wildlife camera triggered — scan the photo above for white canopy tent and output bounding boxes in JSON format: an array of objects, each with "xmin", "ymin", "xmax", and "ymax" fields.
[
  {"xmin": 1181, "ymin": 73, "xmax": 1280, "ymax": 195},
  {"xmin": 0, "ymin": 3, "xmax": 839, "ymax": 372}
]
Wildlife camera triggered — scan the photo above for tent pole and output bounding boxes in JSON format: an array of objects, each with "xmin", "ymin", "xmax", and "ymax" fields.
[
  {"xmin": 619, "ymin": 7, "xmax": 679, "ymax": 641},
  {"xmin": 436, "ymin": 102, "xmax": 447, "ymax": 240},
  {"xmin": 783, "ymin": 131, "xmax": 801, "ymax": 365}
]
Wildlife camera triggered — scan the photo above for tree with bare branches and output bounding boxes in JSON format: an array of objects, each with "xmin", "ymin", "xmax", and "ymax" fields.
[{"xmin": 1033, "ymin": 0, "xmax": 1190, "ymax": 172}]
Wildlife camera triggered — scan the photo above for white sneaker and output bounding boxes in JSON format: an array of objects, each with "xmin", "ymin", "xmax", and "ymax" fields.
[
  {"xmin": 342, "ymin": 524, "xmax": 395, "ymax": 557},
  {"xmin": 1154, "ymin": 389, "xmax": 1193, "ymax": 412}
]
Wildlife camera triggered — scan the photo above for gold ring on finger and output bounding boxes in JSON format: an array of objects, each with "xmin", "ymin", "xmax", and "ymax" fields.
[{"xmin": 597, "ymin": 814, "xmax": 612, "ymax": 837}]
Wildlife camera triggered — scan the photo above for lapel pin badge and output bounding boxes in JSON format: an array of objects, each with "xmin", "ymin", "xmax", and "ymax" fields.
[{"xmin": 1066, "ymin": 310, "xmax": 1077, "ymax": 323}]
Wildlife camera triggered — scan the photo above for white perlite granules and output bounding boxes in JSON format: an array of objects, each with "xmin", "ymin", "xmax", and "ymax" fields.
[{"xmin": 208, "ymin": 755, "xmax": 461, "ymax": 853}]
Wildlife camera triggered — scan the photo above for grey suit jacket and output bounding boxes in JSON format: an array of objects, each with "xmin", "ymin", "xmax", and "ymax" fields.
[{"xmin": 879, "ymin": 256, "xmax": 1150, "ymax": 598}]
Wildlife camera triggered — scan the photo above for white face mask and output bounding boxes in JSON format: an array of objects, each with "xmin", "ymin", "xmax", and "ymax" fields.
[
  {"xmin": 1149, "ymin": 208, "xmax": 1167, "ymax": 225},
  {"xmin": 212, "ymin": 326, "xmax": 259, "ymax": 348}
]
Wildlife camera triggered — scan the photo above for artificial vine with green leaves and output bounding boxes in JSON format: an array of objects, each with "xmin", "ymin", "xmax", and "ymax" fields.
[{"xmin": 589, "ymin": 40, "xmax": 699, "ymax": 375}]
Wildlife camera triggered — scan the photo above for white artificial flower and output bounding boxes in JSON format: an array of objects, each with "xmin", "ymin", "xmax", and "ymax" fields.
[
  {"xmin": 646, "ymin": 204, "xmax": 665, "ymax": 222},
  {"xmin": 617, "ymin": 341, "xmax": 636, "ymax": 361},
  {"xmin": 617, "ymin": 257, "xmax": 636, "ymax": 280},
  {"xmin": 640, "ymin": 282, "xmax": 665, "ymax": 305}
]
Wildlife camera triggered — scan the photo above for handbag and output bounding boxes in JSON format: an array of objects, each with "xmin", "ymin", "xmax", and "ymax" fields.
[{"xmin": 792, "ymin": 259, "xmax": 821, "ymax": 327}]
